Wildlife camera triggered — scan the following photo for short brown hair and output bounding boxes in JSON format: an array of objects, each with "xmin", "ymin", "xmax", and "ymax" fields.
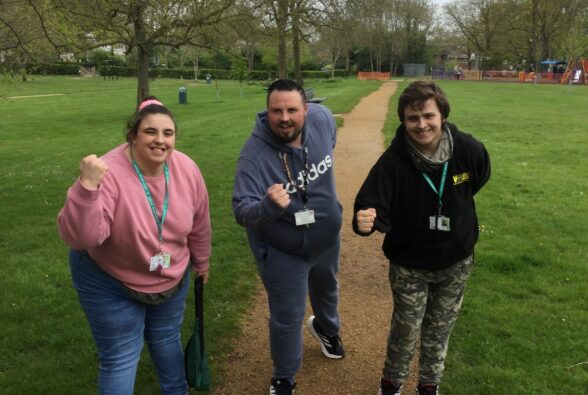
[
  {"xmin": 397, "ymin": 81, "xmax": 450, "ymax": 122},
  {"xmin": 266, "ymin": 79, "xmax": 306, "ymax": 106},
  {"xmin": 125, "ymin": 96, "xmax": 176, "ymax": 143}
]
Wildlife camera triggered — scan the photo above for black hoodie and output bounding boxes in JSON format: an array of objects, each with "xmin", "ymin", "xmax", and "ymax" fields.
[{"xmin": 353, "ymin": 122, "xmax": 491, "ymax": 270}]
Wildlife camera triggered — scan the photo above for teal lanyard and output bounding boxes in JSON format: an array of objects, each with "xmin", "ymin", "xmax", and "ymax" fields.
[
  {"xmin": 131, "ymin": 160, "xmax": 169, "ymax": 243},
  {"xmin": 421, "ymin": 161, "xmax": 448, "ymax": 215}
]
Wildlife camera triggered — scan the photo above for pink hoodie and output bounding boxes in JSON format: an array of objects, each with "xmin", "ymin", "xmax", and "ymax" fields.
[{"xmin": 58, "ymin": 144, "xmax": 211, "ymax": 293}]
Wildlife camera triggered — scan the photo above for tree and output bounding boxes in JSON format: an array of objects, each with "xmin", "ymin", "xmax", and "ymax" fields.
[
  {"xmin": 0, "ymin": 0, "xmax": 65, "ymax": 80},
  {"xmin": 313, "ymin": 1, "xmax": 355, "ymax": 78},
  {"xmin": 345, "ymin": 0, "xmax": 433, "ymax": 74},
  {"xmin": 230, "ymin": 56, "xmax": 248, "ymax": 96},
  {"xmin": 55, "ymin": 0, "xmax": 234, "ymax": 104},
  {"xmin": 444, "ymin": 0, "xmax": 508, "ymax": 68},
  {"xmin": 228, "ymin": 3, "xmax": 265, "ymax": 74},
  {"xmin": 562, "ymin": 2, "xmax": 588, "ymax": 61}
]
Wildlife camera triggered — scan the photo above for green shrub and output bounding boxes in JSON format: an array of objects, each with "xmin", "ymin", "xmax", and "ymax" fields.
[{"xmin": 29, "ymin": 63, "xmax": 80, "ymax": 75}]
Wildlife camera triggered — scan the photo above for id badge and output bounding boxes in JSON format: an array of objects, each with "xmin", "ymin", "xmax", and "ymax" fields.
[
  {"xmin": 429, "ymin": 215, "xmax": 451, "ymax": 231},
  {"xmin": 437, "ymin": 216, "xmax": 451, "ymax": 231},
  {"xmin": 149, "ymin": 253, "xmax": 171, "ymax": 271},
  {"xmin": 295, "ymin": 209, "xmax": 315, "ymax": 226}
]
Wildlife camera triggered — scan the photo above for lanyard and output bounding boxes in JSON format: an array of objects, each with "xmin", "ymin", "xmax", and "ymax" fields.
[
  {"xmin": 131, "ymin": 160, "xmax": 169, "ymax": 244},
  {"xmin": 421, "ymin": 161, "xmax": 448, "ymax": 215},
  {"xmin": 279, "ymin": 147, "xmax": 309, "ymax": 206}
]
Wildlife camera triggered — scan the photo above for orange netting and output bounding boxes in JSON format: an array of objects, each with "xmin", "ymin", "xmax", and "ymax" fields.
[{"xmin": 357, "ymin": 71, "xmax": 391, "ymax": 80}]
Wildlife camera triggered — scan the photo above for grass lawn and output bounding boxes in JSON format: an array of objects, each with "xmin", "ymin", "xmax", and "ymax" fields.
[
  {"xmin": 0, "ymin": 75, "xmax": 381, "ymax": 394},
  {"xmin": 385, "ymin": 80, "xmax": 588, "ymax": 394},
  {"xmin": 1, "ymin": 76, "xmax": 586, "ymax": 394}
]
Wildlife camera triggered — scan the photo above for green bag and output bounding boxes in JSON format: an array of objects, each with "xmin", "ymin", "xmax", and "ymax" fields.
[{"xmin": 184, "ymin": 276, "xmax": 211, "ymax": 391}]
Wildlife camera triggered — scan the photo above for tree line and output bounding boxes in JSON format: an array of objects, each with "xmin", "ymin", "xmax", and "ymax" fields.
[{"xmin": 1, "ymin": 0, "xmax": 587, "ymax": 101}]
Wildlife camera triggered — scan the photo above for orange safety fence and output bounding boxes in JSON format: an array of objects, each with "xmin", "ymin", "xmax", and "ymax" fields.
[
  {"xmin": 463, "ymin": 70, "xmax": 481, "ymax": 80},
  {"xmin": 357, "ymin": 71, "xmax": 391, "ymax": 80}
]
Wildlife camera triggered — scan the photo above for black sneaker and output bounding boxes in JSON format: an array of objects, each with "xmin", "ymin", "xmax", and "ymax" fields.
[
  {"xmin": 416, "ymin": 383, "xmax": 439, "ymax": 395},
  {"xmin": 378, "ymin": 377, "xmax": 402, "ymax": 395},
  {"xmin": 306, "ymin": 315, "xmax": 345, "ymax": 359},
  {"xmin": 270, "ymin": 378, "xmax": 296, "ymax": 395}
]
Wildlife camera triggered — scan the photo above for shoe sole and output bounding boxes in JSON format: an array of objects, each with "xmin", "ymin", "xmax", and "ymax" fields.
[
  {"xmin": 305, "ymin": 316, "xmax": 344, "ymax": 359},
  {"xmin": 270, "ymin": 385, "xmax": 295, "ymax": 395}
]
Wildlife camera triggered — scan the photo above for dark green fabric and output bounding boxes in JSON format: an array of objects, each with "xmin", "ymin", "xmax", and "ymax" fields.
[{"xmin": 184, "ymin": 276, "xmax": 211, "ymax": 390}]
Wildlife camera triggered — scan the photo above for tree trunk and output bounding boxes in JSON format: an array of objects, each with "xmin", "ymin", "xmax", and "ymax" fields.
[
  {"xmin": 292, "ymin": 25, "xmax": 302, "ymax": 83},
  {"xmin": 193, "ymin": 51, "xmax": 199, "ymax": 81},
  {"xmin": 132, "ymin": 3, "xmax": 150, "ymax": 105},
  {"xmin": 277, "ymin": 0, "xmax": 289, "ymax": 79},
  {"xmin": 291, "ymin": 1, "xmax": 303, "ymax": 85},
  {"xmin": 18, "ymin": 52, "xmax": 27, "ymax": 82},
  {"xmin": 247, "ymin": 44, "xmax": 255, "ymax": 73},
  {"xmin": 527, "ymin": 0, "xmax": 538, "ymax": 72},
  {"xmin": 136, "ymin": 45, "xmax": 150, "ymax": 104}
]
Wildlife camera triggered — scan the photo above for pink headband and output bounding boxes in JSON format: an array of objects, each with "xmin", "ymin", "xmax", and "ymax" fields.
[{"xmin": 138, "ymin": 99, "xmax": 164, "ymax": 111}]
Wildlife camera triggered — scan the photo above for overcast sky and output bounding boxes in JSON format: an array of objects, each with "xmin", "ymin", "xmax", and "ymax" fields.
[{"xmin": 432, "ymin": 0, "xmax": 451, "ymax": 7}]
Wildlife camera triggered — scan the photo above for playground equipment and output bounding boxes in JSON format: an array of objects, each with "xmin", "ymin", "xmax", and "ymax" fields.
[{"xmin": 560, "ymin": 58, "xmax": 588, "ymax": 84}]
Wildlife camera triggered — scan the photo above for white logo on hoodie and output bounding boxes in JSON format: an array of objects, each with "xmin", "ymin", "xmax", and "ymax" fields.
[{"xmin": 285, "ymin": 155, "xmax": 332, "ymax": 194}]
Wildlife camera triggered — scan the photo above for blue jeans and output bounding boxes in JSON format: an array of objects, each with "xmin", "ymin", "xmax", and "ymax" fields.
[{"xmin": 69, "ymin": 250, "xmax": 189, "ymax": 395}]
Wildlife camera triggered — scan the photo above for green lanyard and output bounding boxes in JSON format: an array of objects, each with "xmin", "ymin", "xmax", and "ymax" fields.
[
  {"xmin": 131, "ymin": 160, "xmax": 169, "ymax": 243},
  {"xmin": 421, "ymin": 161, "xmax": 448, "ymax": 215}
]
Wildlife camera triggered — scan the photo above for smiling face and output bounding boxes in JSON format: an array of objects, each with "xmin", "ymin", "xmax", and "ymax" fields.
[
  {"xmin": 267, "ymin": 89, "xmax": 308, "ymax": 147},
  {"xmin": 403, "ymin": 98, "xmax": 445, "ymax": 157},
  {"xmin": 131, "ymin": 113, "xmax": 176, "ymax": 175}
]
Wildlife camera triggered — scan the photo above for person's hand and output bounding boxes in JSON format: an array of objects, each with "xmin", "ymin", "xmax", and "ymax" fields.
[
  {"xmin": 79, "ymin": 154, "xmax": 108, "ymax": 190},
  {"xmin": 356, "ymin": 208, "xmax": 377, "ymax": 234},
  {"xmin": 195, "ymin": 270, "xmax": 209, "ymax": 284},
  {"xmin": 267, "ymin": 183, "xmax": 290, "ymax": 209}
]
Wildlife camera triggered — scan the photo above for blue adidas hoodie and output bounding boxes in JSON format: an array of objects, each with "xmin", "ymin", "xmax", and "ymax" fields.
[{"xmin": 232, "ymin": 103, "xmax": 342, "ymax": 257}]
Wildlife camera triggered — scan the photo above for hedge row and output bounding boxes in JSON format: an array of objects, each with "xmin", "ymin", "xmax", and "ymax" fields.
[
  {"xmin": 24, "ymin": 63, "xmax": 352, "ymax": 80},
  {"xmin": 28, "ymin": 63, "xmax": 82, "ymax": 75}
]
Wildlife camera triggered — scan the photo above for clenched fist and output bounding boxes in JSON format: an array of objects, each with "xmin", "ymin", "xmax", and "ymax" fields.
[
  {"xmin": 79, "ymin": 154, "xmax": 108, "ymax": 190},
  {"xmin": 267, "ymin": 183, "xmax": 290, "ymax": 209},
  {"xmin": 356, "ymin": 208, "xmax": 377, "ymax": 234}
]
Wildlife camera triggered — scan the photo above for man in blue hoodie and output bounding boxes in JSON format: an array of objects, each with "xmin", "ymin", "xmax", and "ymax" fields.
[{"xmin": 233, "ymin": 79, "xmax": 344, "ymax": 395}]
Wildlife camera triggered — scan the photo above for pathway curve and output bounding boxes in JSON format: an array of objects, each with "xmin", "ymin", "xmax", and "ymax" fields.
[{"xmin": 214, "ymin": 81, "xmax": 418, "ymax": 394}]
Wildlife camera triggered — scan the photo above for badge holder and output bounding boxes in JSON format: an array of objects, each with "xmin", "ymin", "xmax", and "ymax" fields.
[
  {"xmin": 150, "ymin": 252, "xmax": 171, "ymax": 271},
  {"xmin": 429, "ymin": 215, "xmax": 450, "ymax": 231},
  {"xmin": 295, "ymin": 209, "xmax": 315, "ymax": 226}
]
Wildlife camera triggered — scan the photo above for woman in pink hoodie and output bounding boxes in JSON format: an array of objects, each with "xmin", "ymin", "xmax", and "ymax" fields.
[{"xmin": 58, "ymin": 97, "xmax": 211, "ymax": 395}]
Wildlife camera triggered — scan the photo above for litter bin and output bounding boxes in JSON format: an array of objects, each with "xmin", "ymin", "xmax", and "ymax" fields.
[
  {"xmin": 179, "ymin": 87, "xmax": 187, "ymax": 104},
  {"xmin": 205, "ymin": 73, "xmax": 212, "ymax": 84}
]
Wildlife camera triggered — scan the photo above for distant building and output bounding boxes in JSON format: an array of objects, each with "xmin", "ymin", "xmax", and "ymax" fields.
[
  {"xmin": 100, "ymin": 43, "xmax": 127, "ymax": 56},
  {"xmin": 434, "ymin": 52, "xmax": 469, "ymax": 68},
  {"xmin": 60, "ymin": 52, "xmax": 76, "ymax": 62}
]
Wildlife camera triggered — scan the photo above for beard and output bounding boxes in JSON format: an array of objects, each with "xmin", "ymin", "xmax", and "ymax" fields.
[
  {"xmin": 272, "ymin": 114, "xmax": 306, "ymax": 145},
  {"xmin": 278, "ymin": 125, "xmax": 303, "ymax": 144}
]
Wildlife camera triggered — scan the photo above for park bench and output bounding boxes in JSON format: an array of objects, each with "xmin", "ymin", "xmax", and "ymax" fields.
[{"xmin": 304, "ymin": 87, "xmax": 328, "ymax": 103}]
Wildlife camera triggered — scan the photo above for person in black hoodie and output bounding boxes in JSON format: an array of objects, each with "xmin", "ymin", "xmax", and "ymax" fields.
[
  {"xmin": 353, "ymin": 81, "xmax": 490, "ymax": 395},
  {"xmin": 233, "ymin": 79, "xmax": 345, "ymax": 395}
]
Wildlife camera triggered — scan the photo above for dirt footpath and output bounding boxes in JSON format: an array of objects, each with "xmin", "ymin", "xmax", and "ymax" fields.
[{"xmin": 214, "ymin": 82, "xmax": 418, "ymax": 394}]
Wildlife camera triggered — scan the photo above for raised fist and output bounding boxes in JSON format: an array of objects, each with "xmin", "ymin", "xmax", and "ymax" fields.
[
  {"xmin": 79, "ymin": 154, "xmax": 108, "ymax": 190},
  {"xmin": 356, "ymin": 208, "xmax": 377, "ymax": 234},
  {"xmin": 267, "ymin": 183, "xmax": 291, "ymax": 209}
]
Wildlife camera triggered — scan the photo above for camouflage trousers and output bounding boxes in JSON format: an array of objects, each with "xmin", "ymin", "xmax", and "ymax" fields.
[{"xmin": 383, "ymin": 255, "xmax": 474, "ymax": 385}]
